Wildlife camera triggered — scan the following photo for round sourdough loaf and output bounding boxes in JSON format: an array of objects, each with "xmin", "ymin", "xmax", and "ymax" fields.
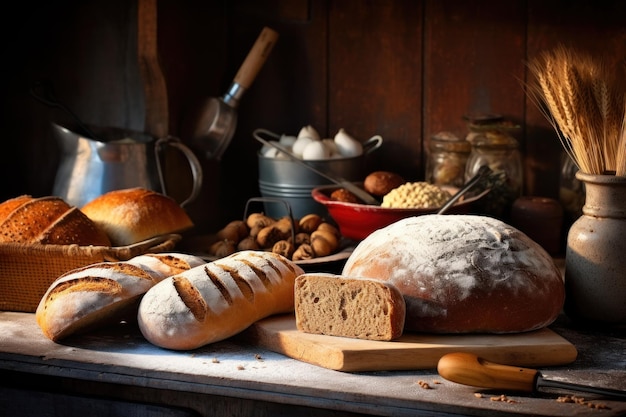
[
  {"xmin": 80, "ymin": 188, "xmax": 193, "ymax": 246},
  {"xmin": 342, "ymin": 214, "xmax": 565, "ymax": 334}
]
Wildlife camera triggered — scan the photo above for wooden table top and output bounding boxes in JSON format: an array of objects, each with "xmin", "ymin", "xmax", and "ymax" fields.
[{"xmin": 0, "ymin": 311, "xmax": 624, "ymax": 416}]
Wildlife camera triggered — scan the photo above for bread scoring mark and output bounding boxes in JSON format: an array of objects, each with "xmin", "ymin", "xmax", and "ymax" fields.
[
  {"xmin": 202, "ymin": 265, "xmax": 233, "ymax": 305},
  {"xmin": 172, "ymin": 276, "xmax": 207, "ymax": 321},
  {"xmin": 147, "ymin": 254, "xmax": 191, "ymax": 274},
  {"xmin": 43, "ymin": 277, "xmax": 122, "ymax": 310},
  {"xmin": 263, "ymin": 251, "xmax": 299, "ymax": 275},
  {"xmin": 238, "ymin": 259, "xmax": 273, "ymax": 290},
  {"xmin": 218, "ymin": 265, "xmax": 255, "ymax": 302},
  {"xmin": 57, "ymin": 262, "xmax": 155, "ymax": 283}
]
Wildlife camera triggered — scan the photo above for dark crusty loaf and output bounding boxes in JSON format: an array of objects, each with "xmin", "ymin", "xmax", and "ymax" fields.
[
  {"xmin": 36, "ymin": 252, "xmax": 205, "ymax": 341},
  {"xmin": 80, "ymin": 188, "xmax": 193, "ymax": 246},
  {"xmin": 137, "ymin": 250, "xmax": 305, "ymax": 350},
  {"xmin": 342, "ymin": 214, "xmax": 565, "ymax": 334},
  {"xmin": 0, "ymin": 195, "xmax": 111, "ymax": 246},
  {"xmin": 295, "ymin": 273, "xmax": 406, "ymax": 341}
]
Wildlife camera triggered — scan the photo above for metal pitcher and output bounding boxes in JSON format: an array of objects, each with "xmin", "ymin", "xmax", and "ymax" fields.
[{"xmin": 52, "ymin": 123, "xmax": 203, "ymax": 208}]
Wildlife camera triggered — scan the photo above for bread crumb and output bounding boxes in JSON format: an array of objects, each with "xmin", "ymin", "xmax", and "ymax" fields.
[
  {"xmin": 474, "ymin": 393, "xmax": 483, "ymax": 398},
  {"xmin": 556, "ymin": 395, "xmax": 610, "ymax": 410},
  {"xmin": 489, "ymin": 394, "xmax": 519, "ymax": 403},
  {"xmin": 417, "ymin": 380, "xmax": 432, "ymax": 389},
  {"xmin": 236, "ymin": 364, "xmax": 245, "ymax": 370},
  {"xmin": 211, "ymin": 358, "xmax": 220, "ymax": 363},
  {"xmin": 254, "ymin": 353, "xmax": 263, "ymax": 361}
]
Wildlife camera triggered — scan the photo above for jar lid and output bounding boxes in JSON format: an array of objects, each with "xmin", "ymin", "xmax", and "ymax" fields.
[
  {"xmin": 470, "ymin": 131, "xmax": 519, "ymax": 148},
  {"xmin": 431, "ymin": 131, "xmax": 472, "ymax": 153}
]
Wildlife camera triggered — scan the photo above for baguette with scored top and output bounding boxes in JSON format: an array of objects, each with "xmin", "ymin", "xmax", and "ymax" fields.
[
  {"xmin": 137, "ymin": 250, "xmax": 305, "ymax": 350},
  {"xmin": 36, "ymin": 253, "xmax": 205, "ymax": 341}
]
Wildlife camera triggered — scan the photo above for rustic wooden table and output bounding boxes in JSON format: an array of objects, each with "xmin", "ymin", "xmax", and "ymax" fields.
[{"xmin": 0, "ymin": 311, "xmax": 624, "ymax": 417}]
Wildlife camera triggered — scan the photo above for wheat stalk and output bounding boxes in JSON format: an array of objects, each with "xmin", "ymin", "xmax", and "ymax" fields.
[{"xmin": 527, "ymin": 46, "xmax": 625, "ymax": 176}]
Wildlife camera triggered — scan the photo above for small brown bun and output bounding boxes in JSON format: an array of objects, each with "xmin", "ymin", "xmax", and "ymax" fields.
[{"xmin": 364, "ymin": 171, "xmax": 405, "ymax": 197}]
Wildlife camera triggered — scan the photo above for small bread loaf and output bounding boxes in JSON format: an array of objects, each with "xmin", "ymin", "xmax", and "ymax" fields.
[
  {"xmin": 80, "ymin": 188, "xmax": 193, "ymax": 246},
  {"xmin": 137, "ymin": 250, "xmax": 305, "ymax": 350},
  {"xmin": 342, "ymin": 214, "xmax": 565, "ymax": 334},
  {"xmin": 295, "ymin": 273, "xmax": 406, "ymax": 341},
  {"xmin": 0, "ymin": 195, "xmax": 111, "ymax": 246},
  {"xmin": 36, "ymin": 253, "xmax": 205, "ymax": 341},
  {"xmin": 363, "ymin": 171, "xmax": 405, "ymax": 197}
]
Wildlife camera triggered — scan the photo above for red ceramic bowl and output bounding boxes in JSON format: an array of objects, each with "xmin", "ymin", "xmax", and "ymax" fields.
[{"xmin": 312, "ymin": 183, "xmax": 485, "ymax": 241}]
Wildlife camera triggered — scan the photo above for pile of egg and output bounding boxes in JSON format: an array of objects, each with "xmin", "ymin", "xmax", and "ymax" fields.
[{"xmin": 261, "ymin": 125, "xmax": 364, "ymax": 160}]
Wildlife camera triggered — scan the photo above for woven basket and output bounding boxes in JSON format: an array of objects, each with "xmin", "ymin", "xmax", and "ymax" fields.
[{"xmin": 0, "ymin": 234, "xmax": 181, "ymax": 313}]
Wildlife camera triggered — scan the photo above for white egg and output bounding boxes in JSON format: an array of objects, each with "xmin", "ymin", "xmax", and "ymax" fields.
[
  {"xmin": 279, "ymin": 135, "xmax": 297, "ymax": 148},
  {"xmin": 302, "ymin": 140, "xmax": 330, "ymax": 160},
  {"xmin": 263, "ymin": 145, "xmax": 281, "ymax": 158},
  {"xmin": 334, "ymin": 128, "xmax": 363, "ymax": 157},
  {"xmin": 298, "ymin": 125, "xmax": 321, "ymax": 142},
  {"xmin": 292, "ymin": 136, "xmax": 314, "ymax": 157},
  {"xmin": 322, "ymin": 138, "xmax": 339, "ymax": 157}
]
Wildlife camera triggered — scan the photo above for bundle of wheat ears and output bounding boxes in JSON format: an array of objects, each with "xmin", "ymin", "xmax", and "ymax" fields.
[{"xmin": 527, "ymin": 46, "xmax": 626, "ymax": 176}]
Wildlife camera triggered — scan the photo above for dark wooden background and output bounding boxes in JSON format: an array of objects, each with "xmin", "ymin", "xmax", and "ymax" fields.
[{"xmin": 1, "ymin": 0, "xmax": 624, "ymax": 234}]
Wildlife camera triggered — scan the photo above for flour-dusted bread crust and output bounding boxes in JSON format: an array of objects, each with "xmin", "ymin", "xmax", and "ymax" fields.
[
  {"xmin": 137, "ymin": 250, "xmax": 305, "ymax": 350},
  {"xmin": 80, "ymin": 188, "xmax": 193, "ymax": 246},
  {"xmin": 342, "ymin": 214, "xmax": 565, "ymax": 334},
  {"xmin": 36, "ymin": 262, "xmax": 157, "ymax": 341},
  {"xmin": 36, "ymin": 253, "xmax": 205, "ymax": 341},
  {"xmin": 295, "ymin": 273, "xmax": 406, "ymax": 341},
  {"xmin": 126, "ymin": 253, "xmax": 206, "ymax": 281}
]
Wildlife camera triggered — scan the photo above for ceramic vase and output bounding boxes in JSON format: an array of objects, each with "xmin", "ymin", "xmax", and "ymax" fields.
[{"xmin": 564, "ymin": 171, "xmax": 626, "ymax": 326}]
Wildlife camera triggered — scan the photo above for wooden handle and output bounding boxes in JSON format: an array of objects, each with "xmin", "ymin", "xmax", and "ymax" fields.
[
  {"xmin": 233, "ymin": 27, "xmax": 279, "ymax": 89},
  {"xmin": 437, "ymin": 352, "xmax": 538, "ymax": 392},
  {"xmin": 138, "ymin": 0, "xmax": 169, "ymax": 138}
]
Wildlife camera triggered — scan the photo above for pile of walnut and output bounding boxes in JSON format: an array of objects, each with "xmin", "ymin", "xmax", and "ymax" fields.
[{"xmin": 209, "ymin": 213, "xmax": 341, "ymax": 261}]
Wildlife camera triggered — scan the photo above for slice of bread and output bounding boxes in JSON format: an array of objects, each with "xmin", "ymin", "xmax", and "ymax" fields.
[{"xmin": 294, "ymin": 273, "xmax": 406, "ymax": 341}]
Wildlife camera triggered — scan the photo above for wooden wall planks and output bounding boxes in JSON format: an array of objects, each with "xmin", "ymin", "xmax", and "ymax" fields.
[
  {"xmin": 1, "ymin": 0, "xmax": 624, "ymax": 234},
  {"xmin": 327, "ymin": 0, "xmax": 424, "ymax": 177}
]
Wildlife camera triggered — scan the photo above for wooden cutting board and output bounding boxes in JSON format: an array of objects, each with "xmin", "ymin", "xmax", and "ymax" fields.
[{"xmin": 241, "ymin": 314, "xmax": 578, "ymax": 372}]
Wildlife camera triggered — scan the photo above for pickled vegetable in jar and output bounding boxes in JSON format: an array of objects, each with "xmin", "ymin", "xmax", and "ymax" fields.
[
  {"xmin": 464, "ymin": 115, "xmax": 523, "ymax": 220},
  {"xmin": 426, "ymin": 132, "xmax": 471, "ymax": 188}
]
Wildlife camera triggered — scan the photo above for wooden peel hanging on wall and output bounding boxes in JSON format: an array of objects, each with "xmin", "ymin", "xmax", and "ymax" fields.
[{"xmin": 137, "ymin": 0, "xmax": 168, "ymax": 139}]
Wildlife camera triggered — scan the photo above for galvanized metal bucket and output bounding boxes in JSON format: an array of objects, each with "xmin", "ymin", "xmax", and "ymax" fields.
[{"xmin": 255, "ymin": 129, "xmax": 382, "ymax": 218}]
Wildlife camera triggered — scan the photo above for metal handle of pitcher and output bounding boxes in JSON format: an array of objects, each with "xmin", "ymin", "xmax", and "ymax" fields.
[{"xmin": 155, "ymin": 136, "xmax": 203, "ymax": 208}]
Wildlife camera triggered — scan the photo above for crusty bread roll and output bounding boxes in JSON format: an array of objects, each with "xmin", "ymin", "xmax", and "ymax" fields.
[
  {"xmin": 0, "ymin": 195, "xmax": 111, "ymax": 246},
  {"xmin": 342, "ymin": 214, "xmax": 565, "ymax": 334},
  {"xmin": 80, "ymin": 188, "xmax": 193, "ymax": 246},
  {"xmin": 295, "ymin": 273, "xmax": 406, "ymax": 341},
  {"xmin": 0, "ymin": 195, "xmax": 32, "ymax": 219},
  {"xmin": 36, "ymin": 252, "xmax": 205, "ymax": 341},
  {"xmin": 137, "ymin": 250, "xmax": 305, "ymax": 350},
  {"xmin": 363, "ymin": 171, "xmax": 405, "ymax": 197}
]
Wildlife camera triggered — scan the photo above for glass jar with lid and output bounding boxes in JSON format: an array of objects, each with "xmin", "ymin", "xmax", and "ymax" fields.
[
  {"xmin": 426, "ymin": 131, "xmax": 471, "ymax": 188},
  {"xmin": 559, "ymin": 152, "xmax": 585, "ymax": 225},
  {"xmin": 464, "ymin": 115, "xmax": 523, "ymax": 220}
]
